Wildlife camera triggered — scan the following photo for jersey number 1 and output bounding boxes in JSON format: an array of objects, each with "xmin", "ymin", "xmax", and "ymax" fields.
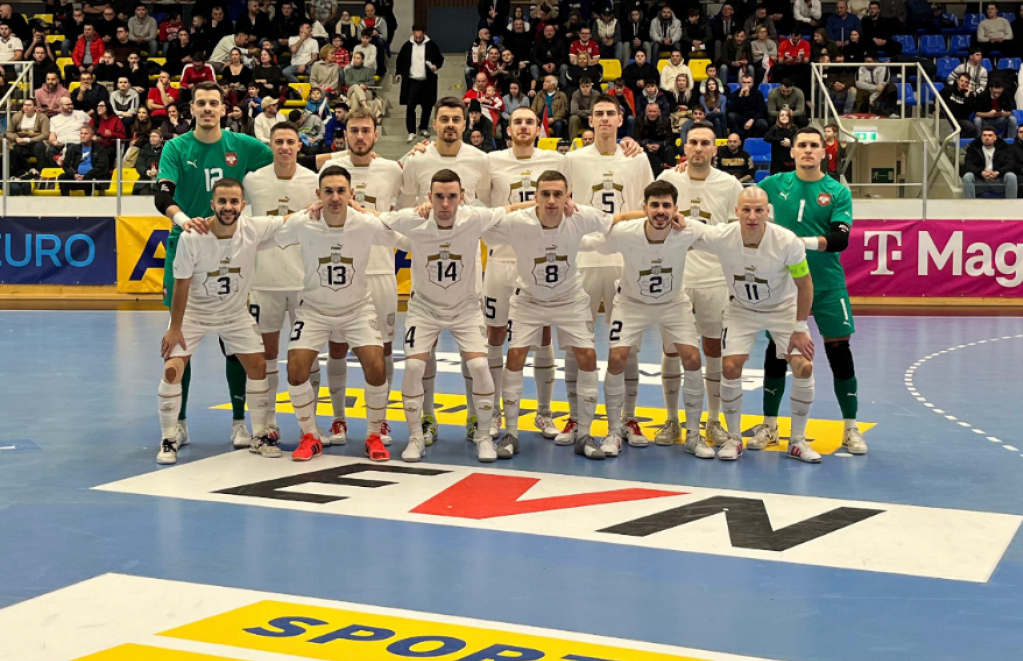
[{"xmin": 205, "ymin": 167, "xmax": 224, "ymax": 191}]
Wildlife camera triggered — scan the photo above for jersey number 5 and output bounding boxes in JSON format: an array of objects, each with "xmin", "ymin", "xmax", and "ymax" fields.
[{"xmin": 601, "ymin": 191, "xmax": 615, "ymax": 213}]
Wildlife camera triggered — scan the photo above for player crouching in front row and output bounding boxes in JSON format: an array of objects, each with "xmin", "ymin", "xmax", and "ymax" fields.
[{"xmin": 158, "ymin": 179, "xmax": 298, "ymax": 465}]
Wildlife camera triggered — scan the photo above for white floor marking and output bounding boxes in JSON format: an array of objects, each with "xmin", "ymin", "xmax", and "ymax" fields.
[{"xmin": 904, "ymin": 335, "xmax": 1021, "ymax": 460}]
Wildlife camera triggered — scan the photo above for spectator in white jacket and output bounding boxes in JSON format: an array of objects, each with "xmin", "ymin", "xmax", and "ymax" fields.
[
  {"xmin": 855, "ymin": 51, "xmax": 895, "ymax": 112},
  {"xmin": 254, "ymin": 96, "xmax": 280, "ymax": 144},
  {"xmin": 948, "ymin": 48, "xmax": 988, "ymax": 96},
  {"xmin": 977, "ymin": 3, "xmax": 1013, "ymax": 57},
  {"xmin": 793, "ymin": 0, "xmax": 822, "ymax": 33},
  {"xmin": 659, "ymin": 49, "xmax": 692, "ymax": 92},
  {"xmin": 648, "ymin": 6, "xmax": 682, "ymax": 61}
]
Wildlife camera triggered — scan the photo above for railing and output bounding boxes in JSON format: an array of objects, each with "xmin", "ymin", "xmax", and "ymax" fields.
[{"xmin": 1, "ymin": 62, "xmax": 34, "ymax": 131}]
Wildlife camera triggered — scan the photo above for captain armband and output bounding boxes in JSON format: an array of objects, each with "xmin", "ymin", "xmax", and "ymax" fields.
[{"xmin": 788, "ymin": 259, "xmax": 810, "ymax": 279}]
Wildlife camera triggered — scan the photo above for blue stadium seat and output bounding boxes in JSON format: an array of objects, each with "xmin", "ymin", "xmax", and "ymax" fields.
[
  {"xmin": 759, "ymin": 82, "xmax": 779, "ymax": 98},
  {"xmin": 935, "ymin": 57, "xmax": 960, "ymax": 81},
  {"xmin": 1013, "ymin": 110, "xmax": 1023, "ymax": 126},
  {"xmin": 999, "ymin": 12, "xmax": 1014, "ymax": 23},
  {"xmin": 729, "ymin": 82, "xmax": 740, "ymax": 93},
  {"xmin": 951, "ymin": 34, "xmax": 972, "ymax": 56},
  {"xmin": 893, "ymin": 35, "xmax": 918, "ymax": 55},
  {"xmin": 745, "ymin": 138, "xmax": 770, "ymax": 166},
  {"xmin": 998, "ymin": 57, "xmax": 1021, "ymax": 70},
  {"xmin": 981, "ymin": 58, "xmax": 993, "ymax": 72},
  {"xmin": 963, "ymin": 13, "xmax": 983, "ymax": 32},
  {"xmin": 755, "ymin": 169, "xmax": 769, "ymax": 183},
  {"xmin": 921, "ymin": 83, "xmax": 944, "ymax": 105},
  {"xmin": 896, "ymin": 84, "xmax": 916, "ymax": 106},
  {"xmin": 942, "ymin": 13, "xmax": 961, "ymax": 35},
  {"xmin": 920, "ymin": 35, "xmax": 948, "ymax": 57}
]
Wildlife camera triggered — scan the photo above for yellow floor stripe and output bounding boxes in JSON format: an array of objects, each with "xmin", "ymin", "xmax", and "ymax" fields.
[
  {"xmin": 215, "ymin": 390, "xmax": 875, "ymax": 455},
  {"xmin": 72, "ymin": 643, "xmax": 245, "ymax": 661}
]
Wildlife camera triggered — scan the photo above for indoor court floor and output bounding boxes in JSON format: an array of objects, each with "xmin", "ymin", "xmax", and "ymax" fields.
[{"xmin": 1, "ymin": 309, "xmax": 1022, "ymax": 661}]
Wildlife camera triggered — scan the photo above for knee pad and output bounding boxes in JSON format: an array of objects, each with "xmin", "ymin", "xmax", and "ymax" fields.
[
  {"xmin": 402, "ymin": 357, "xmax": 427, "ymax": 390},
  {"xmin": 763, "ymin": 340, "xmax": 788, "ymax": 378},
  {"xmin": 824, "ymin": 339, "xmax": 856, "ymax": 380}
]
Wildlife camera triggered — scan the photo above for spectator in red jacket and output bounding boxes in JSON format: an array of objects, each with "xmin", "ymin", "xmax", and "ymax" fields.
[
  {"xmin": 67, "ymin": 23, "xmax": 106, "ymax": 81},
  {"xmin": 146, "ymin": 71, "xmax": 180, "ymax": 120},
  {"xmin": 91, "ymin": 99, "xmax": 127, "ymax": 150},
  {"xmin": 179, "ymin": 51, "xmax": 216, "ymax": 109}
]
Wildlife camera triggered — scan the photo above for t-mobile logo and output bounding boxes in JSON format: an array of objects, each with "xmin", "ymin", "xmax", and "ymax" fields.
[{"xmin": 863, "ymin": 230, "xmax": 903, "ymax": 275}]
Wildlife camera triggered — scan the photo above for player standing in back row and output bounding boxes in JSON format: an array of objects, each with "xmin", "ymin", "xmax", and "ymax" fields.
[{"xmin": 753, "ymin": 126, "xmax": 867, "ymax": 456}]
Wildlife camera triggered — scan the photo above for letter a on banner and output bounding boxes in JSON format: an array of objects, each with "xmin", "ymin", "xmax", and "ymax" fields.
[{"xmin": 116, "ymin": 216, "xmax": 171, "ymax": 294}]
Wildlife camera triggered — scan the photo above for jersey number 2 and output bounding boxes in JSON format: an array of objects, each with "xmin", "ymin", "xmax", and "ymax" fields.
[{"xmin": 204, "ymin": 168, "xmax": 224, "ymax": 191}]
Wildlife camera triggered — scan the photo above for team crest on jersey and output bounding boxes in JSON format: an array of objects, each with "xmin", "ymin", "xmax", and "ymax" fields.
[
  {"xmin": 817, "ymin": 192, "xmax": 832, "ymax": 206},
  {"xmin": 532, "ymin": 247, "xmax": 570, "ymax": 288},
  {"xmin": 353, "ymin": 184, "xmax": 376, "ymax": 206},
  {"xmin": 590, "ymin": 172, "xmax": 624, "ymax": 213},
  {"xmin": 638, "ymin": 260, "xmax": 673, "ymax": 298},
  {"xmin": 204, "ymin": 259, "xmax": 242, "ymax": 296},
  {"xmin": 225, "ymin": 152, "xmax": 238, "ymax": 167},
  {"xmin": 688, "ymin": 198, "xmax": 712, "ymax": 223},
  {"xmin": 317, "ymin": 246, "xmax": 353, "ymax": 290},
  {"xmin": 426, "ymin": 243, "xmax": 463, "ymax": 289},
  {"xmin": 507, "ymin": 170, "xmax": 536, "ymax": 203}
]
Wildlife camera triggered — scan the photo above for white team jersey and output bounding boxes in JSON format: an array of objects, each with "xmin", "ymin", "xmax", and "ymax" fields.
[
  {"xmin": 275, "ymin": 209, "xmax": 403, "ymax": 317},
  {"xmin": 484, "ymin": 205, "xmax": 612, "ymax": 303},
  {"xmin": 657, "ymin": 167, "xmax": 743, "ymax": 289},
  {"xmin": 399, "ymin": 143, "xmax": 491, "ymax": 206},
  {"xmin": 322, "ymin": 153, "xmax": 404, "ymax": 275},
  {"xmin": 695, "ymin": 223, "xmax": 807, "ymax": 314},
  {"xmin": 174, "ymin": 216, "xmax": 285, "ymax": 323},
  {"xmin": 244, "ymin": 165, "xmax": 320, "ymax": 292},
  {"xmin": 484, "ymin": 148, "xmax": 566, "ymax": 263},
  {"xmin": 381, "ymin": 206, "xmax": 506, "ymax": 315},
  {"xmin": 583, "ymin": 218, "xmax": 709, "ymax": 305},
  {"xmin": 563, "ymin": 144, "xmax": 654, "ymax": 268}
]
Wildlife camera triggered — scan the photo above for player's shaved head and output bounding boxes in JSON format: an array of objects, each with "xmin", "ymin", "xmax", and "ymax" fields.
[{"xmin": 738, "ymin": 185, "xmax": 768, "ymax": 204}]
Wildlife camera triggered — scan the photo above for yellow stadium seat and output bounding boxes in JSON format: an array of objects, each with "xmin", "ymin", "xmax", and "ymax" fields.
[
  {"xmin": 68, "ymin": 81, "xmax": 80, "ymax": 93},
  {"xmin": 170, "ymin": 81, "xmax": 181, "ymax": 89},
  {"xmin": 56, "ymin": 57, "xmax": 72, "ymax": 70},
  {"xmin": 600, "ymin": 59, "xmax": 622, "ymax": 82},
  {"xmin": 46, "ymin": 34, "xmax": 64, "ymax": 44},
  {"xmin": 537, "ymin": 137, "xmax": 560, "ymax": 151},
  {"xmin": 689, "ymin": 58, "xmax": 712, "ymax": 82},
  {"xmin": 32, "ymin": 13, "xmax": 54, "ymax": 24},
  {"xmin": 284, "ymin": 82, "xmax": 311, "ymax": 107},
  {"xmin": 676, "ymin": 138, "xmax": 681, "ymax": 147},
  {"xmin": 572, "ymin": 138, "xmax": 583, "ymax": 149},
  {"xmin": 118, "ymin": 168, "xmax": 140, "ymax": 195},
  {"xmin": 657, "ymin": 59, "xmax": 667, "ymax": 74},
  {"xmin": 149, "ymin": 57, "xmax": 167, "ymax": 66},
  {"xmin": 353, "ymin": 16, "xmax": 361, "ymax": 25},
  {"xmin": 601, "ymin": 82, "xmax": 609, "ymax": 91},
  {"xmin": 716, "ymin": 138, "xmax": 727, "ymax": 146},
  {"xmin": 33, "ymin": 168, "xmax": 65, "ymax": 196}
]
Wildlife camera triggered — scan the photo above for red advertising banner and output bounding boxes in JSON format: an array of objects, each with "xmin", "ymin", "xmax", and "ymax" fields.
[{"xmin": 843, "ymin": 220, "xmax": 1023, "ymax": 298}]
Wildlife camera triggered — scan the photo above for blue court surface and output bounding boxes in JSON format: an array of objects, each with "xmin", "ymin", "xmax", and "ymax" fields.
[{"xmin": 2, "ymin": 309, "xmax": 1023, "ymax": 661}]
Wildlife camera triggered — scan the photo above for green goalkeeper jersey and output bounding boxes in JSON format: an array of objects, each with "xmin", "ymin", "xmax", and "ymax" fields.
[{"xmin": 759, "ymin": 171, "xmax": 853, "ymax": 291}]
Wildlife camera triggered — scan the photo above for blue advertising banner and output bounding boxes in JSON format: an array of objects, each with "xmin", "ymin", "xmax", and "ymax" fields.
[{"xmin": 0, "ymin": 217, "xmax": 116, "ymax": 285}]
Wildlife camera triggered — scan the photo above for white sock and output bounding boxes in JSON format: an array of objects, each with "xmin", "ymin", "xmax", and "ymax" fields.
[
  {"xmin": 327, "ymin": 356, "xmax": 347, "ymax": 421},
  {"xmin": 623, "ymin": 352, "xmax": 639, "ymax": 420},
  {"xmin": 158, "ymin": 379, "xmax": 182, "ymax": 438},
  {"xmin": 288, "ymin": 380, "xmax": 319, "ymax": 435},
  {"xmin": 466, "ymin": 356, "xmax": 495, "ymax": 441},
  {"xmin": 502, "ymin": 369, "xmax": 524, "ymax": 436},
  {"xmin": 462, "ymin": 359, "xmax": 476, "ymax": 418},
  {"xmin": 705, "ymin": 356, "xmax": 722, "ymax": 421},
  {"xmin": 488, "ymin": 343, "xmax": 504, "ymax": 415},
  {"xmin": 765, "ymin": 415, "xmax": 779, "ymax": 430},
  {"xmin": 365, "ymin": 381, "xmax": 388, "ymax": 436},
  {"xmin": 790, "ymin": 376, "xmax": 815, "ymax": 440},
  {"xmin": 402, "ymin": 358, "xmax": 427, "ymax": 440},
  {"xmin": 577, "ymin": 369, "xmax": 599, "ymax": 436},
  {"xmin": 603, "ymin": 370, "xmax": 625, "ymax": 433},
  {"xmin": 265, "ymin": 360, "xmax": 279, "ymax": 427},
  {"xmin": 564, "ymin": 351, "xmax": 579, "ymax": 419},
  {"xmin": 246, "ymin": 377, "xmax": 270, "ymax": 437},
  {"xmin": 682, "ymin": 369, "xmax": 705, "ymax": 433},
  {"xmin": 533, "ymin": 343, "xmax": 556, "ymax": 411},
  {"xmin": 423, "ymin": 352, "xmax": 437, "ymax": 417},
  {"xmin": 844, "ymin": 418, "xmax": 858, "ymax": 431},
  {"xmin": 661, "ymin": 353, "xmax": 681, "ymax": 422},
  {"xmin": 310, "ymin": 359, "xmax": 321, "ymax": 396},
  {"xmin": 720, "ymin": 377, "xmax": 744, "ymax": 437}
]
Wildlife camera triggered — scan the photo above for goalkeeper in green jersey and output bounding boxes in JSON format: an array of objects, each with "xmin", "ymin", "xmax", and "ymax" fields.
[{"xmin": 752, "ymin": 126, "xmax": 868, "ymax": 456}]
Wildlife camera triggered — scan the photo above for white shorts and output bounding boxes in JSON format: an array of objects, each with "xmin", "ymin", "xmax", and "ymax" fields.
[
  {"xmin": 580, "ymin": 265, "xmax": 622, "ymax": 323},
  {"xmin": 686, "ymin": 285, "xmax": 728, "ymax": 339},
  {"xmin": 482, "ymin": 260, "xmax": 517, "ymax": 328},
  {"xmin": 367, "ymin": 274, "xmax": 398, "ymax": 343},
  {"xmin": 249, "ymin": 289, "xmax": 301, "ymax": 334},
  {"xmin": 289, "ymin": 302, "xmax": 383, "ymax": 352},
  {"xmin": 609, "ymin": 295, "xmax": 700, "ymax": 351},
  {"xmin": 721, "ymin": 301, "xmax": 801, "ymax": 360},
  {"xmin": 170, "ymin": 315, "xmax": 264, "ymax": 359},
  {"xmin": 509, "ymin": 288, "xmax": 594, "ymax": 350},
  {"xmin": 404, "ymin": 302, "xmax": 488, "ymax": 356}
]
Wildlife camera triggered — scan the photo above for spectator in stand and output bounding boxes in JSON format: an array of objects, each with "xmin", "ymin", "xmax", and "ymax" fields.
[
  {"xmin": 158, "ymin": 9, "xmax": 184, "ymax": 55},
  {"xmin": 93, "ymin": 50, "xmax": 123, "ymax": 87},
  {"xmin": 502, "ymin": 17, "xmax": 532, "ymax": 66},
  {"xmin": 941, "ymin": 72, "xmax": 978, "ymax": 138},
  {"xmin": 354, "ymin": 28, "xmax": 378, "ymax": 73},
  {"xmin": 568, "ymin": 76, "xmax": 599, "ymax": 138},
  {"xmin": 306, "ymin": 87, "xmax": 330, "ymax": 120},
  {"xmin": 765, "ymin": 107, "xmax": 796, "ymax": 172},
  {"xmin": 254, "ymin": 96, "xmax": 279, "ymax": 142},
  {"xmin": 561, "ymin": 9, "xmax": 587, "ymax": 43},
  {"xmin": 811, "ymin": 28, "xmax": 839, "ymax": 62},
  {"xmin": 335, "ymin": 10, "xmax": 358, "ymax": 50},
  {"xmin": 272, "ymin": 1, "xmax": 300, "ymax": 54},
  {"xmin": 701, "ymin": 78, "xmax": 728, "ymax": 138},
  {"xmin": 133, "ymin": 128, "xmax": 163, "ymax": 194},
  {"xmin": 569, "ymin": 25, "xmax": 600, "ymax": 65},
  {"xmin": 130, "ymin": 105, "xmax": 154, "ymax": 146},
  {"xmin": 713, "ymin": 132, "xmax": 755, "ymax": 182},
  {"xmin": 711, "ymin": 3, "xmax": 740, "ymax": 62},
  {"xmin": 217, "ymin": 49, "xmax": 252, "ymax": 107},
  {"xmin": 504, "ymin": 4, "xmax": 528, "ymax": 32},
  {"xmin": 7, "ymin": 99, "xmax": 50, "ymax": 179},
  {"xmin": 623, "ymin": 48, "xmax": 657, "ymax": 95},
  {"xmin": 905, "ymin": 0, "xmax": 932, "ymax": 33},
  {"xmin": 1009, "ymin": 125, "xmax": 1023, "ymax": 190},
  {"xmin": 91, "ymin": 99, "xmax": 126, "ymax": 149},
  {"xmin": 854, "ymin": 50, "xmax": 896, "ymax": 113},
  {"xmin": 464, "ymin": 98, "xmax": 494, "ymax": 146},
  {"xmin": 477, "ymin": 46, "xmax": 502, "ymax": 87},
  {"xmin": 744, "ymin": 6, "xmax": 777, "ymax": 43},
  {"xmin": 361, "ymin": 2, "xmax": 389, "ymax": 49},
  {"xmin": 530, "ymin": 24, "xmax": 567, "ymax": 91},
  {"xmin": 764, "ymin": 0, "xmax": 793, "ymax": 34},
  {"xmin": 491, "ymin": 49, "xmax": 518, "ymax": 95},
  {"xmin": 464, "ymin": 27, "xmax": 491, "ymax": 88},
  {"xmin": 1013, "ymin": 5, "xmax": 1023, "ymax": 58},
  {"xmin": 289, "ymin": 108, "xmax": 324, "ymax": 154},
  {"xmin": 768, "ymin": 79, "xmax": 808, "ymax": 127},
  {"xmin": 346, "ymin": 51, "xmax": 383, "ymax": 119},
  {"xmin": 463, "ymin": 71, "xmax": 488, "ymax": 105},
  {"xmin": 975, "ymin": 81, "xmax": 1017, "ymax": 138},
  {"xmin": 253, "ymin": 48, "xmax": 283, "ymax": 99},
  {"xmin": 59, "ymin": 125, "xmax": 111, "ymax": 196},
  {"xmin": 46, "ymin": 96, "xmax": 89, "ymax": 160},
  {"xmin": 580, "ymin": 128, "xmax": 594, "ymax": 145},
  {"xmin": 236, "ymin": 0, "xmax": 272, "ymax": 48},
  {"xmin": 728, "ymin": 73, "xmax": 768, "ymax": 137},
  {"xmin": 720, "ymin": 28, "xmax": 754, "ymax": 83},
  {"xmin": 502, "ymin": 80, "xmax": 529, "ymax": 123},
  {"xmin": 977, "ymin": 3, "xmax": 1013, "ymax": 57},
  {"xmin": 110, "ymin": 75, "xmax": 139, "ymax": 128},
  {"xmin": 480, "ymin": 84, "xmax": 504, "ymax": 130},
  {"xmin": 636, "ymin": 101, "xmax": 673, "ymax": 171},
  {"xmin": 26, "ymin": 28, "xmax": 58, "ymax": 68},
  {"xmin": 530, "ymin": 74, "xmax": 568, "ymax": 137},
  {"xmin": 124, "ymin": 52, "xmax": 149, "ymax": 96},
  {"xmin": 861, "ymin": 1, "xmax": 902, "ymax": 56},
  {"xmin": 963, "ymin": 127, "xmax": 1017, "ymax": 198},
  {"xmin": 74, "ymin": 70, "xmax": 109, "ymax": 115},
  {"xmin": 636, "ymin": 79, "xmax": 670, "ymax": 117},
  {"xmin": 468, "ymin": 127, "xmax": 491, "ymax": 152},
  {"xmin": 681, "ymin": 8, "xmax": 712, "ymax": 58},
  {"xmin": 211, "ymin": 33, "xmax": 251, "ymax": 72},
  {"xmin": 166, "ymin": 30, "xmax": 194, "ymax": 76},
  {"xmin": 67, "ymin": 23, "xmax": 105, "ymax": 80},
  {"xmin": 666, "ymin": 72, "xmax": 699, "ymax": 124},
  {"xmin": 329, "ymin": 35, "xmax": 351, "ymax": 67},
  {"xmin": 594, "ymin": 7, "xmax": 622, "ymax": 64},
  {"xmin": 622, "ymin": 8, "xmax": 650, "ymax": 66},
  {"xmin": 606, "ymin": 76, "xmax": 636, "ymax": 137},
  {"xmin": 678, "ymin": 105, "xmax": 707, "ymax": 146},
  {"xmin": 823, "ymin": 123, "xmax": 845, "ymax": 179},
  {"xmin": 751, "ymin": 25, "xmax": 777, "ymax": 85},
  {"xmin": 395, "ymin": 25, "xmax": 443, "ymax": 140},
  {"xmin": 648, "ymin": 5, "xmax": 682, "ymax": 60},
  {"xmin": 29, "ymin": 46, "xmax": 60, "ymax": 91},
  {"xmin": 241, "ymin": 84, "xmax": 263, "ymax": 118},
  {"xmin": 827, "ymin": 1, "xmax": 861, "ymax": 49},
  {"xmin": 127, "ymin": 4, "xmax": 158, "ymax": 56},
  {"xmin": 775, "ymin": 32, "xmax": 811, "ymax": 92},
  {"xmin": 108, "ymin": 25, "xmax": 141, "ymax": 63},
  {"xmin": 207, "ymin": 5, "xmax": 234, "ymax": 46},
  {"xmin": 310, "ymin": 47, "xmax": 341, "ymax": 96},
  {"xmin": 659, "ymin": 49, "xmax": 692, "ymax": 93},
  {"xmin": 323, "ymin": 103, "xmax": 348, "ymax": 151},
  {"xmin": 842, "ymin": 28, "xmax": 865, "ymax": 63},
  {"xmin": 36, "ymin": 71, "xmax": 70, "ymax": 117},
  {"xmin": 146, "ymin": 70, "xmax": 179, "ymax": 121},
  {"xmin": 226, "ymin": 104, "xmax": 254, "ymax": 135},
  {"xmin": 565, "ymin": 51, "xmax": 602, "ymax": 93},
  {"xmin": 699, "ymin": 64, "xmax": 725, "ymax": 95},
  {"xmin": 793, "ymin": 0, "xmax": 822, "ymax": 34},
  {"xmin": 178, "ymin": 50, "xmax": 216, "ymax": 109},
  {"xmin": 61, "ymin": 7, "xmax": 85, "ymax": 57},
  {"xmin": 285, "ymin": 22, "xmax": 319, "ymax": 83},
  {"xmin": 95, "ymin": 7, "xmax": 121, "ymax": 45},
  {"xmin": 824, "ymin": 54, "xmax": 858, "ymax": 113},
  {"xmin": 160, "ymin": 103, "xmax": 190, "ymax": 140}
]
